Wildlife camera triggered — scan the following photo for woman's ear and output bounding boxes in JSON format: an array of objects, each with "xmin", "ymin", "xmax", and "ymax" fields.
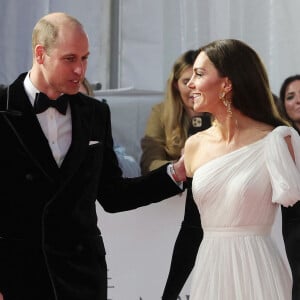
[{"xmin": 223, "ymin": 77, "xmax": 232, "ymax": 93}]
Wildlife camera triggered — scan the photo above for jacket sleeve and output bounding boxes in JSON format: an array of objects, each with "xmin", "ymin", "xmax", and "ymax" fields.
[{"xmin": 96, "ymin": 102, "xmax": 183, "ymax": 213}]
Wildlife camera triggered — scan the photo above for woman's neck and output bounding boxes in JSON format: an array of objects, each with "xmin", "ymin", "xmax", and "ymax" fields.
[{"xmin": 212, "ymin": 110, "xmax": 241, "ymax": 143}]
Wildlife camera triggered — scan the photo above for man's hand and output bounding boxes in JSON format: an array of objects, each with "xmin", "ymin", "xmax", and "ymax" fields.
[{"xmin": 171, "ymin": 155, "xmax": 186, "ymax": 182}]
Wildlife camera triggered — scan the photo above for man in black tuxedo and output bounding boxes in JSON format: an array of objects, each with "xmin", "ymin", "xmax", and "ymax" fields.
[{"xmin": 0, "ymin": 12, "xmax": 185, "ymax": 300}]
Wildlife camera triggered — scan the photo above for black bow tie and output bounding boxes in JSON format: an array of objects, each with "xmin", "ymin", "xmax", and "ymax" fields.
[{"xmin": 34, "ymin": 92, "xmax": 69, "ymax": 115}]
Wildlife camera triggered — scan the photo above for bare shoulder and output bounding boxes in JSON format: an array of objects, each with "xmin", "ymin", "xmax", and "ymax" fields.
[{"xmin": 184, "ymin": 129, "xmax": 213, "ymax": 176}]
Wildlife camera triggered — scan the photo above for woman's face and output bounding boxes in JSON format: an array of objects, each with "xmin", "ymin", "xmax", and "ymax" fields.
[
  {"xmin": 176, "ymin": 67, "xmax": 194, "ymax": 112},
  {"xmin": 187, "ymin": 51, "xmax": 227, "ymax": 114},
  {"xmin": 284, "ymin": 79, "xmax": 300, "ymax": 122}
]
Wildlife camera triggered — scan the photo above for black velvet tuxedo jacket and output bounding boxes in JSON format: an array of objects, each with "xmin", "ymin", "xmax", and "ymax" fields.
[{"xmin": 0, "ymin": 73, "xmax": 183, "ymax": 300}]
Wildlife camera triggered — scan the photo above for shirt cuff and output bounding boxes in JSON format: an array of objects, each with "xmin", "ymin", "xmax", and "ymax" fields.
[{"xmin": 167, "ymin": 163, "xmax": 184, "ymax": 189}]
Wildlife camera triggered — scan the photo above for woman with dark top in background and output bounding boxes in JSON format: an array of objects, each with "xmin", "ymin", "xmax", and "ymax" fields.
[{"xmin": 279, "ymin": 74, "xmax": 300, "ymax": 300}]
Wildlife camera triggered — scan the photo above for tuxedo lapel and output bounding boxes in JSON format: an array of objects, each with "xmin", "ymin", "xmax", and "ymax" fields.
[
  {"xmin": 59, "ymin": 94, "xmax": 91, "ymax": 180},
  {"xmin": 5, "ymin": 74, "xmax": 94, "ymax": 184},
  {"xmin": 5, "ymin": 80, "xmax": 60, "ymax": 180}
]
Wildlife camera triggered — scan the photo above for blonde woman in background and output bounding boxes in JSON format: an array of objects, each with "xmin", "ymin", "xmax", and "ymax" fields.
[
  {"xmin": 140, "ymin": 49, "xmax": 211, "ymax": 300},
  {"xmin": 141, "ymin": 49, "xmax": 211, "ymax": 172}
]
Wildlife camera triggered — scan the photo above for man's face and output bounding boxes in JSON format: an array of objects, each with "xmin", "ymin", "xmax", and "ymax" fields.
[{"xmin": 39, "ymin": 25, "xmax": 89, "ymax": 98}]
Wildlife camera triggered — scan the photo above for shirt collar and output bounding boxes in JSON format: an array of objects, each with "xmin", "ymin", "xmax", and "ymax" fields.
[{"xmin": 23, "ymin": 72, "xmax": 39, "ymax": 106}]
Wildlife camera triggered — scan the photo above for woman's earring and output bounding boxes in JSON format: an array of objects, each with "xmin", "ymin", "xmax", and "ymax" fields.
[{"xmin": 219, "ymin": 92, "xmax": 232, "ymax": 117}]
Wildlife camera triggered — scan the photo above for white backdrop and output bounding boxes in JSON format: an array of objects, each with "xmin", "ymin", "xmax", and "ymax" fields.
[
  {"xmin": 118, "ymin": 0, "xmax": 300, "ymax": 95},
  {"xmin": 2, "ymin": 0, "xmax": 300, "ymax": 94}
]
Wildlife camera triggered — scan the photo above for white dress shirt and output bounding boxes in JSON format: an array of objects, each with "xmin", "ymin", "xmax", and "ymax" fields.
[{"xmin": 23, "ymin": 73, "xmax": 72, "ymax": 167}]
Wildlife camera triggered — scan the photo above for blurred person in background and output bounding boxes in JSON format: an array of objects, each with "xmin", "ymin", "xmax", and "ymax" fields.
[
  {"xmin": 140, "ymin": 49, "xmax": 211, "ymax": 299},
  {"xmin": 279, "ymin": 74, "xmax": 300, "ymax": 299},
  {"xmin": 279, "ymin": 74, "xmax": 300, "ymax": 133}
]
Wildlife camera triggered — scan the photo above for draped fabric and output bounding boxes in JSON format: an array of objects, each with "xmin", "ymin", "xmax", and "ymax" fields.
[
  {"xmin": 190, "ymin": 127, "xmax": 300, "ymax": 299},
  {"xmin": 1, "ymin": 0, "xmax": 300, "ymax": 93}
]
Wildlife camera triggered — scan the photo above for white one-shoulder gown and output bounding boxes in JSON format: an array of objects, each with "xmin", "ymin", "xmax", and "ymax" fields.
[{"xmin": 190, "ymin": 126, "xmax": 300, "ymax": 300}]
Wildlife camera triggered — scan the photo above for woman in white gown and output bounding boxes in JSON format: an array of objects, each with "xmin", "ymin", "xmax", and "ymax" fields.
[{"xmin": 184, "ymin": 39, "xmax": 300, "ymax": 300}]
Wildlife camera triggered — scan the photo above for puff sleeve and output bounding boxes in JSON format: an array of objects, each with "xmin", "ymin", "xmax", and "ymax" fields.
[{"xmin": 265, "ymin": 126, "xmax": 300, "ymax": 207}]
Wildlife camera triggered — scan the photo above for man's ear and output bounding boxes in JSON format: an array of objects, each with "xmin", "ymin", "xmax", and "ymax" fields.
[{"xmin": 35, "ymin": 45, "xmax": 45, "ymax": 64}]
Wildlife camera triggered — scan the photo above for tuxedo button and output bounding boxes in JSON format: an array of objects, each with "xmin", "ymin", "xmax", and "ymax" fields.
[{"xmin": 25, "ymin": 173, "xmax": 34, "ymax": 181}]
